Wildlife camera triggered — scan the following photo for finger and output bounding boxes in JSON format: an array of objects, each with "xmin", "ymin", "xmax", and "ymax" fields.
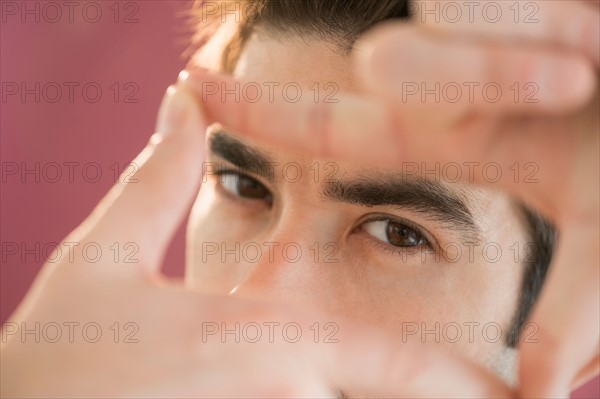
[
  {"xmin": 519, "ymin": 220, "xmax": 600, "ymax": 398},
  {"xmin": 321, "ymin": 326, "xmax": 514, "ymax": 398},
  {"xmin": 180, "ymin": 69, "xmax": 402, "ymax": 167},
  {"xmin": 185, "ymin": 69, "xmax": 597, "ymax": 398},
  {"xmin": 62, "ymin": 83, "xmax": 207, "ymax": 277},
  {"xmin": 354, "ymin": 25, "xmax": 596, "ymax": 130},
  {"xmin": 586, "ymin": 0, "xmax": 600, "ymax": 10},
  {"xmin": 571, "ymin": 353, "xmax": 600, "ymax": 391},
  {"xmin": 183, "ymin": 68, "xmax": 586, "ymax": 217},
  {"xmin": 412, "ymin": 0, "xmax": 600, "ymax": 65},
  {"xmin": 517, "ymin": 94, "xmax": 600, "ymax": 397}
]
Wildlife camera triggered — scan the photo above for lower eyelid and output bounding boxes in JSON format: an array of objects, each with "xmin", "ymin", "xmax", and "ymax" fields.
[
  {"xmin": 360, "ymin": 217, "xmax": 432, "ymax": 245},
  {"xmin": 212, "ymin": 172, "xmax": 273, "ymax": 207},
  {"xmin": 354, "ymin": 216, "xmax": 439, "ymax": 255},
  {"xmin": 357, "ymin": 228, "xmax": 433, "ymax": 259}
]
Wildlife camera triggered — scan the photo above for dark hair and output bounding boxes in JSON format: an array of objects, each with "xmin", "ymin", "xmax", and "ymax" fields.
[
  {"xmin": 507, "ymin": 206, "xmax": 557, "ymax": 347},
  {"xmin": 191, "ymin": 0, "xmax": 558, "ymax": 347},
  {"xmin": 191, "ymin": 0, "xmax": 410, "ymax": 72}
]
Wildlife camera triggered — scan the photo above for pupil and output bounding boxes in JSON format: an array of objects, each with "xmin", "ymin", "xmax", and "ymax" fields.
[
  {"xmin": 386, "ymin": 222, "xmax": 420, "ymax": 247},
  {"xmin": 238, "ymin": 176, "xmax": 268, "ymax": 199}
]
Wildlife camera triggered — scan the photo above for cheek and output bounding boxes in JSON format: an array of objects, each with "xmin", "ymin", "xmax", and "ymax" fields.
[{"xmin": 185, "ymin": 185, "xmax": 258, "ymax": 292}]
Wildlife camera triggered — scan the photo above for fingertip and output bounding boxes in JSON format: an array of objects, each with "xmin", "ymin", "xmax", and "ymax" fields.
[
  {"xmin": 518, "ymin": 331, "xmax": 572, "ymax": 398},
  {"xmin": 353, "ymin": 23, "xmax": 421, "ymax": 96},
  {"xmin": 155, "ymin": 85, "xmax": 179, "ymax": 136},
  {"xmin": 155, "ymin": 83, "xmax": 206, "ymax": 139},
  {"xmin": 538, "ymin": 54, "xmax": 598, "ymax": 114}
]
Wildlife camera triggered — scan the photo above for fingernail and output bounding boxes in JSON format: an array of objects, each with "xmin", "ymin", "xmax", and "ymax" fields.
[
  {"xmin": 178, "ymin": 70, "xmax": 190, "ymax": 84},
  {"xmin": 178, "ymin": 66, "xmax": 210, "ymax": 84},
  {"xmin": 155, "ymin": 85, "xmax": 187, "ymax": 136},
  {"xmin": 356, "ymin": 27, "xmax": 431, "ymax": 96},
  {"xmin": 540, "ymin": 378, "xmax": 571, "ymax": 399},
  {"xmin": 538, "ymin": 56, "xmax": 596, "ymax": 112},
  {"xmin": 547, "ymin": 387, "xmax": 571, "ymax": 399}
]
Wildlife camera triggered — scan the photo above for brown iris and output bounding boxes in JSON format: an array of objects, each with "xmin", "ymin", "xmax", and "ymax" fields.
[
  {"xmin": 219, "ymin": 172, "xmax": 273, "ymax": 206},
  {"xmin": 235, "ymin": 174, "xmax": 270, "ymax": 199},
  {"xmin": 386, "ymin": 221, "xmax": 426, "ymax": 247}
]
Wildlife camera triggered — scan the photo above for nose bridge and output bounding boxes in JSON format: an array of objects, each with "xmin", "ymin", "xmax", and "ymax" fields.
[{"xmin": 231, "ymin": 210, "xmax": 333, "ymax": 302}]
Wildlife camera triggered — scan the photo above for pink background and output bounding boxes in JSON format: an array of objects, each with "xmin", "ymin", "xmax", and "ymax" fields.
[{"xmin": 0, "ymin": 1, "xmax": 598, "ymax": 397}]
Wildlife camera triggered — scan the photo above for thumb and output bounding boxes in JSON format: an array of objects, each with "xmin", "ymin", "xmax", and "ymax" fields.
[{"xmin": 67, "ymin": 82, "xmax": 207, "ymax": 278}]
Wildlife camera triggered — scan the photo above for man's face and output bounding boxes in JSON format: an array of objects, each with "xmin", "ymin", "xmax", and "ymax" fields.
[{"xmin": 187, "ymin": 32, "xmax": 528, "ymax": 381}]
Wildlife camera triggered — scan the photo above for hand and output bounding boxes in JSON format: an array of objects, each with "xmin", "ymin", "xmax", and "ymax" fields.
[
  {"xmin": 186, "ymin": 1, "xmax": 600, "ymax": 397},
  {"xmin": 0, "ymin": 84, "xmax": 512, "ymax": 398}
]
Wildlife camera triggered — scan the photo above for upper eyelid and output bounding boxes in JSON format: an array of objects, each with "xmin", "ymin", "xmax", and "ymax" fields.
[
  {"xmin": 213, "ymin": 169, "xmax": 274, "ymax": 203},
  {"xmin": 213, "ymin": 168, "xmax": 271, "ymax": 187},
  {"xmin": 365, "ymin": 206, "xmax": 471, "ymax": 244},
  {"xmin": 361, "ymin": 215, "xmax": 438, "ymax": 248},
  {"xmin": 213, "ymin": 169, "xmax": 441, "ymax": 242},
  {"xmin": 210, "ymin": 157, "xmax": 275, "ymax": 183},
  {"xmin": 208, "ymin": 151, "xmax": 277, "ymax": 182},
  {"xmin": 210, "ymin": 161, "xmax": 447, "ymax": 255},
  {"xmin": 359, "ymin": 214, "xmax": 439, "ymax": 253}
]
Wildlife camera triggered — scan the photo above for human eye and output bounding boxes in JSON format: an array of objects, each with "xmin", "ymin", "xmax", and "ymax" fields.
[
  {"xmin": 214, "ymin": 170, "xmax": 273, "ymax": 206},
  {"xmin": 359, "ymin": 215, "xmax": 434, "ymax": 251}
]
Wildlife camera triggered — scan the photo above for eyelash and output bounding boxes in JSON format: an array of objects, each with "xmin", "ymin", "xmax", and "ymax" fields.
[
  {"xmin": 356, "ymin": 215, "xmax": 437, "ymax": 254},
  {"xmin": 214, "ymin": 169, "xmax": 265, "ymax": 182},
  {"xmin": 213, "ymin": 169, "xmax": 272, "ymax": 200},
  {"xmin": 212, "ymin": 169, "xmax": 437, "ymax": 255}
]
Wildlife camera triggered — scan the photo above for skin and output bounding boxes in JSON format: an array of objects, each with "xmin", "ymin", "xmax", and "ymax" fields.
[
  {"xmin": 1, "ymin": 1, "xmax": 597, "ymax": 397},
  {"xmin": 0, "ymin": 82, "xmax": 514, "ymax": 399},
  {"xmin": 186, "ymin": 32, "xmax": 527, "ymax": 385},
  {"xmin": 187, "ymin": 1, "xmax": 600, "ymax": 396}
]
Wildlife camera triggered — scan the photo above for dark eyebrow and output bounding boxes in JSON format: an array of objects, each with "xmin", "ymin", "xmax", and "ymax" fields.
[
  {"xmin": 209, "ymin": 130, "xmax": 276, "ymax": 181},
  {"xmin": 324, "ymin": 176, "xmax": 480, "ymax": 238},
  {"xmin": 210, "ymin": 130, "xmax": 479, "ymax": 238}
]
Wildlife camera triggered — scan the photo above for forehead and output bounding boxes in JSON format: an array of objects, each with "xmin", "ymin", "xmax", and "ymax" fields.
[
  {"xmin": 210, "ymin": 31, "xmax": 522, "ymax": 233},
  {"xmin": 234, "ymin": 31, "xmax": 359, "ymax": 90}
]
